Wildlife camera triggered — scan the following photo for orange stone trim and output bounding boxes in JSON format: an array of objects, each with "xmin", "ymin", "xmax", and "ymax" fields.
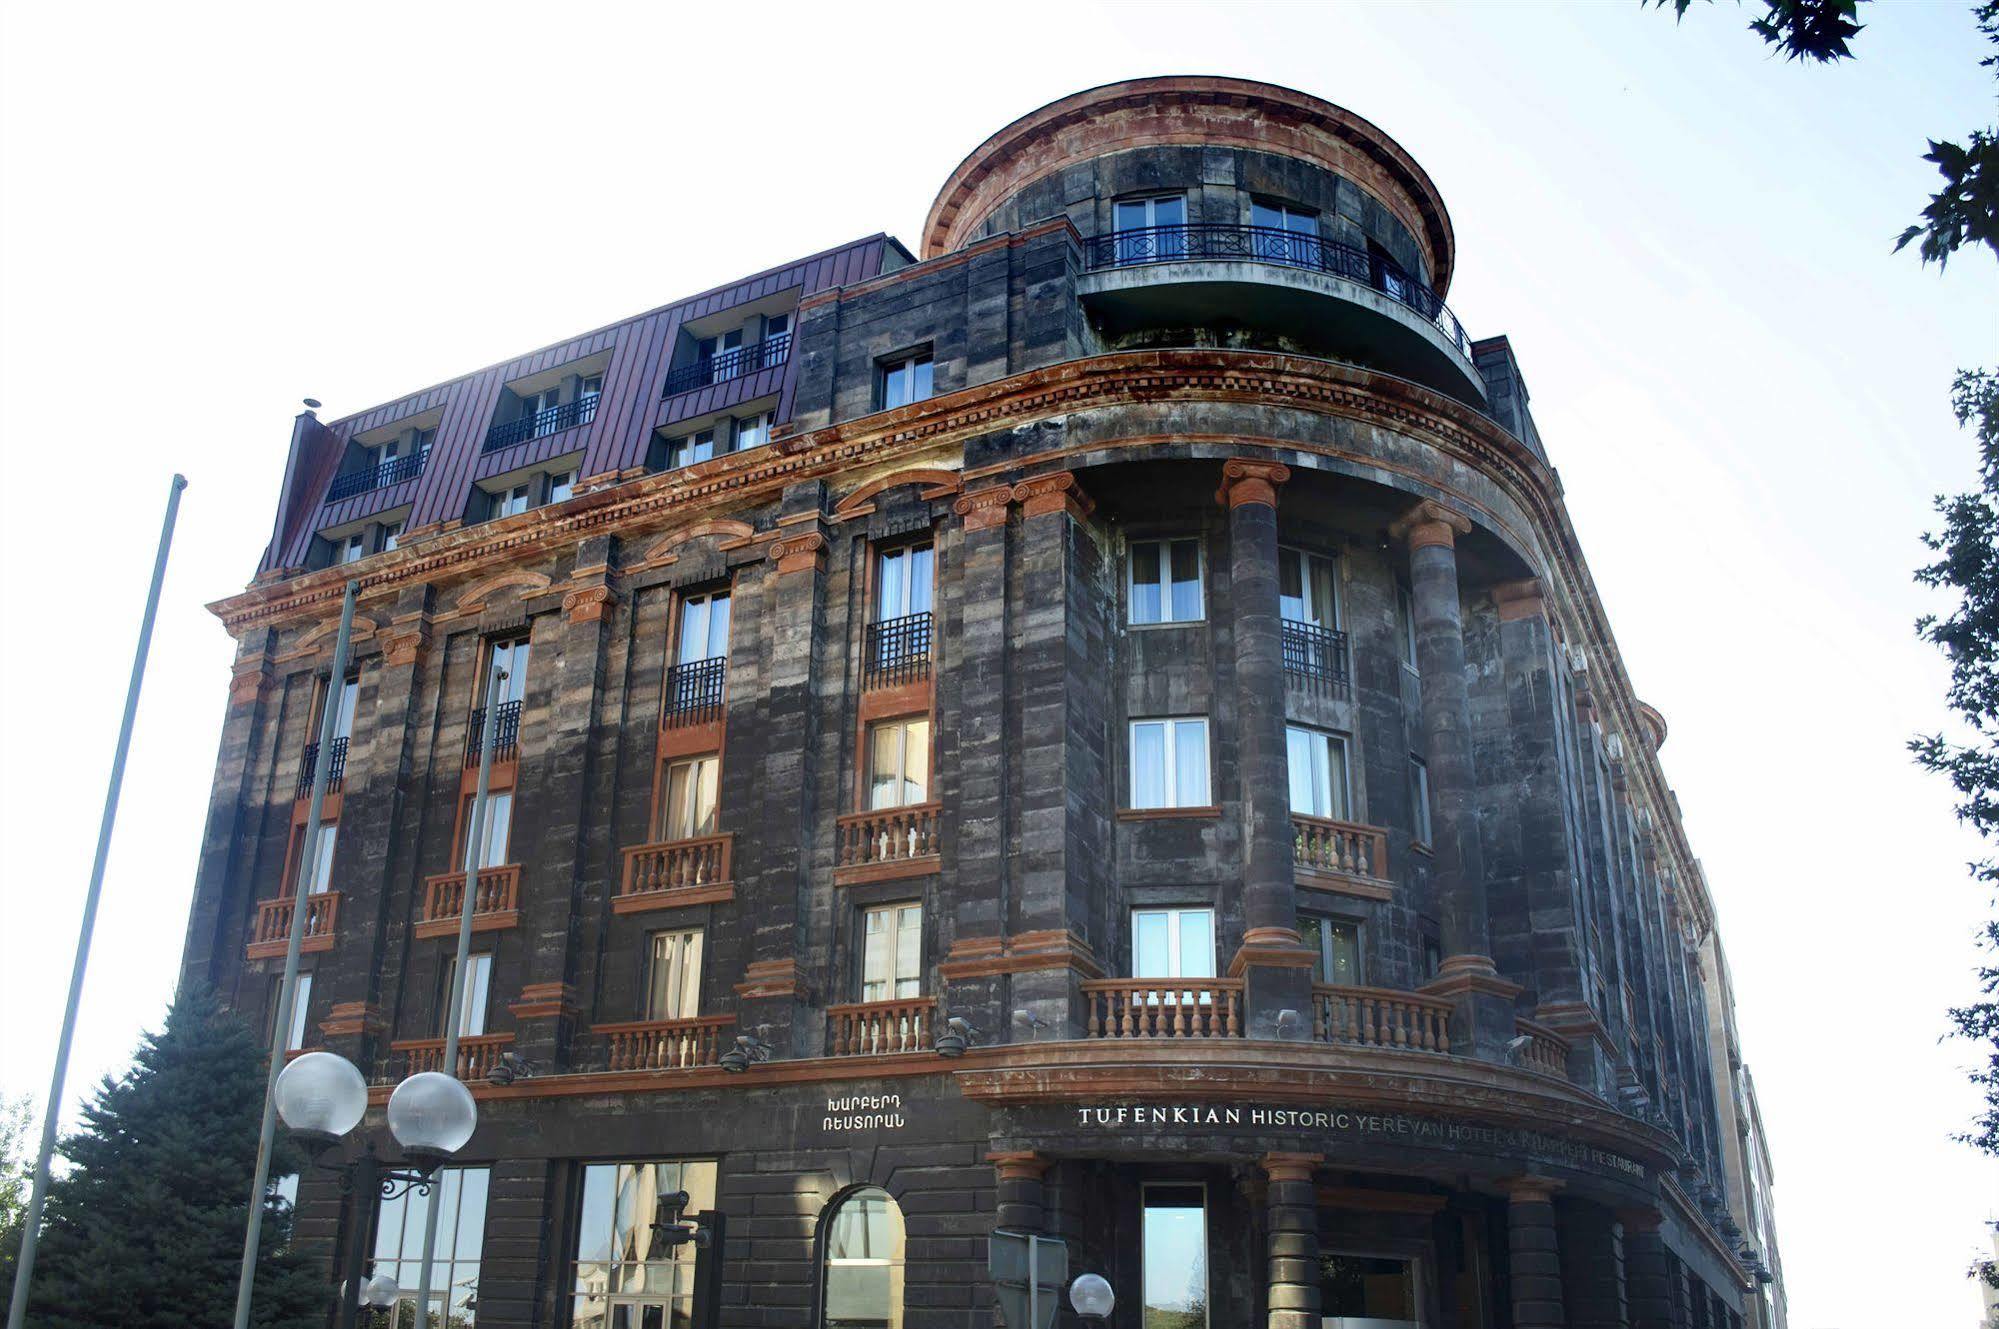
[
  {"xmin": 229, "ymin": 662, "xmax": 271, "ymax": 706},
  {"xmin": 1227, "ymin": 926, "xmax": 1317, "ymax": 978},
  {"xmin": 381, "ymin": 625, "xmax": 428, "ymax": 667},
  {"xmin": 986, "ymin": 1150, "xmax": 1052, "ymax": 1183},
  {"xmin": 1011, "ymin": 472, "xmax": 1093, "ymax": 521},
  {"xmin": 509, "ymin": 982, "xmax": 579, "ymax": 1021},
  {"xmin": 1491, "ymin": 578, "xmax": 1546, "ymax": 622},
  {"xmin": 1259, "ymin": 1151, "xmax": 1324, "ymax": 1184},
  {"xmin": 453, "ymin": 568, "xmax": 553, "ymax": 612},
  {"xmin": 769, "ymin": 532, "xmax": 827, "ymax": 576},
  {"xmin": 939, "ymin": 930, "xmax": 1105, "ymax": 980},
  {"xmin": 1215, "ymin": 459, "xmax": 1291, "ymax": 509},
  {"xmin": 953, "ymin": 486, "xmax": 1017, "ymax": 531},
  {"xmin": 1502, "ymin": 1176, "xmax": 1563, "ymax": 1204},
  {"xmin": 734, "ymin": 958, "xmax": 801, "ymax": 999},
  {"xmin": 1418, "ymin": 954, "xmax": 1523, "ymax": 1003},
  {"xmin": 834, "ymin": 467, "xmax": 964, "ymax": 516},
  {"xmin": 1389, "ymin": 499, "xmax": 1473, "ymax": 551},
  {"xmin": 562, "ymin": 583, "xmax": 616, "ymax": 624},
  {"xmin": 318, "ymin": 1001, "xmax": 385, "ymax": 1039}
]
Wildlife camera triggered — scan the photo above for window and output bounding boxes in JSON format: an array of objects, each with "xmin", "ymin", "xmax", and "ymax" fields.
[
  {"xmin": 520, "ymin": 387, "xmax": 561, "ymax": 437},
  {"xmin": 879, "ymin": 353, "xmax": 933, "ymax": 410},
  {"xmin": 1113, "ymin": 193, "xmax": 1188, "ymax": 262},
  {"xmin": 300, "ymin": 822, "xmax": 338, "ymax": 895},
  {"xmin": 661, "ymin": 756, "xmax": 719, "ymax": 841},
  {"xmin": 487, "ymin": 638, "xmax": 531, "ymax": 707},
  {"xmin": 572, "ymin": 1160, "xmax": 718, "ymax": 1329},
  {"xmin": 822, "ymin": 1186, "xmax": 906, "ymax": 1329},
  {"xmin": 696, "ymin": 329, "xmax": 743, "ymax": 364},
  {"xmin": 866, "ymin": 718, "xmax": 931, "ymax": 811},
  {"xmin": 1367, "ymin": 239, "xmax": 1411, "ymax": 303},
  {"xmin": 764, "ymin": 311, "xmax": 792, "ymax": 341},
  {"xmin": 375, "ymin": 1167, "xmax": 488, "ymax": 1327},
  {"xmin": 338, "ymin": 533, "xmax": 367, "ymax": 565},
  {"xmin": 645, "ymin": 929, "xmax": 704, "ymax": 1021},
  {"xmin": 282, "ymin": 972, "xmax": 313, "ymax": 1051},
  {"xmin": 667, "ymin": 427, "xmax": 716, "ymax": 470},
  {"xmin": 874, "ymin": 543, "xmax": 934, "ymax": 621},
  {"xmin": 677, "ymin": 591, "xmax": 731, "ymax": 665},
  {"xmin": 1286, "ymin": 727, "xmax": 1352, "ymax": 821},
  {"xmin": 1129, "ymin": 718, "xmax": 1210, "ymax": 810},
  {"xmin": 1396, "ymin": 583, "xmax": 1419, "ymax": 671},
  {"xmin": 440, "ymin": 953, "xmax": 493, "ymax": 1038},
  {"xmin": 1321, "ymin": 1252, "xmax": 1419, "ymax": 1329},
  {"xmin": 462, "ymin": 791, "xmax": 512, "ymax": 871},
  {"xmin": 1129, "ymin": 538, "xmax": 1203, "ymax": 624},
  {"xmin": 1278, "ymin": 548, "xmax": 1339, "ymax": 628},
  {"xmin": 1409, "ymin": 756, "xmax": 1433, "ymax": 845},
  {"xmin": 579, "ymin": 374, "xmax": 604, "ymax": 403},
  {"xmin": 860, "ymin": 903, "xmax": 922, "ymax": 1003},
  {"xmin": 732, "ymin": 411, "xmax": 773, "ymax": 452},
  {"xmin": 381, "ymin": 521, "xmax": 404, "ymax": 552},
  {"xmin": 1422, "ymin": 934, "xmax": 1442, "ymax": 980},
  {"xmin": 493, "ymin": 482, "xmax": 533, "ymax": 519},
  {"xmin": 1251, "ymin": 200, "xmax": 1322, "ymax": 265},
  {"xmin": 1142, "ymin": 1184, "xmax": 1208, "ymax": 1328},
  {"xmin": 1132, "ymin": 908, "xmax": 1215, "ymax": 980},
  {"xmin": 546, "ymin": 470, "xmax": 577, "ymax": 505},
  {"xmin": 1301, "ymin": 916, "xmax": 1361, "ymax": 986}
]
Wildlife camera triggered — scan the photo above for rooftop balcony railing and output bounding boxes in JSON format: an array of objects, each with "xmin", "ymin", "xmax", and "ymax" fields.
[
  {"xmin": 326, "ymin": 448, "xmax": 429, "ymax": 502},
  {"xmin": 661, "ymin": 332, "xmax": 791, "ymax": 398},
  {"xmin": 1280, "ymin": 620, "xmax": 1350, "ymax": 695},
  {"xmin": 863, "ymin": 612, "xmax": 932, "ymax": 690},
  {"xmin": 1082, "ymin": 224, "xmax": 1473, "ymax": 357},
  {"xmin": 295, "ymin": 736, "xmax": 349, "ymax": 799},
  {"xmin": 662, "ymin": 657, "xmax": 727, "ymax": 726},
  {"xmin": 464, "ymin": 700, "xmax": 522, "ymax": 767},
  {"xmin": 482, "ymin": 394, "xmax": 598, "ymax": 453}
]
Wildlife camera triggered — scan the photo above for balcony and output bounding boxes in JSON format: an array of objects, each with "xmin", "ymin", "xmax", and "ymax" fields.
[
  {"xmin": 1292, "ymin": 814, "xmax": 1392, "ymax": 899},
  {"xmin": 1514, "ymin": 1017, "xmax": 1572, "ymax": 1078},
  {"xmin": 595, "ymin": 1015, "xmax": 734, "ymax": 1071},
  {"xmin": 246, "ymin": 892, "xmax": 340, "ymax": 960},
  {"xmin": 863, "ymin": 612, "xmax": 932, "ymax": 691},
  {"xmin": 1081, "ymin": 978, "xmax": 1245, "ymax": 1039},
  {"xmin": 1077, "ymin": 224, "xmax": 1483, "ymax": 405},
  {"xmin": 834, "ymin": 802, "xmax": 941, "ymax": 885},
  {"xmin": 464, "ymin": 700, "xmax": 522, "ymax": 768},
  {"xmin": 615, "ymin": 834, "xmax": 734, "ymax": 913},
  {"xmin": 415, "ymin": 865, "xmax": 521, "ymax": 939},
  {"xmin": 483, "ymin": 396, "xmax": 598, "ymax": 453},
  {"xmin": 1280, "ymin": 621, "xmax": 1350, "ymax": 696},
  {"xmin": 662, "ymin": 658, "xmax": 727, "ymax": 726},
  {"xmin": 827, "ymin": 996, "xmax": 937, "ymax": 1056},
  {"xmin": 661, "ymin": 332, "xmax": 791, "ymax": 398},
  {"xmin": 326, "ymin": 448, "xmax": 428, "ymax": 502},
  {"xmin": 1313, "ymin": 985, "xmax": 1451, "ymax": 1053},
  {"xmin": 392, "ymin": 1033, "xmax": 514, "ymax": 1082},
  {"xmin": 294, "ymin": 737, "xmax": 348, "ymax": 799}
]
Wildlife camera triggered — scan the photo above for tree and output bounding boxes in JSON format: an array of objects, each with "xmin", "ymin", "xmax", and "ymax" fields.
[
  {"xmin": 1648, "ymin": 0, "xmax": 1999, "ymax": 268},
  {"xmin": 12, "ymin": 986, "xmax": 325, "ymax": 1329},
  {"xmin": 0, "ymin": 1095, "xmax": 35, "ymax": 1299}
]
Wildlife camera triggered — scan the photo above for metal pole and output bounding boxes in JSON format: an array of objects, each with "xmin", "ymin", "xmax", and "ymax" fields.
[
  {"xmin": 412, "ymin": 665, "xmax": 506, "ymax": 1329},
  {"xmin": 231, "ymin": 580, "xmax": 359, "ymax": 1329},
  {"xmin": 335, "ymin": 1149, "xmax": 380, "ymax": 1329},
  {"xmin": 6, "ymin": 475, "xmax": 185, "ymax": 1329}
]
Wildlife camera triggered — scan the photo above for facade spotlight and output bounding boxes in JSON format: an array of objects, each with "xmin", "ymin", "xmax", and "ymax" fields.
[
  {"xmin": 1069, "ymin": 1273, "xmax": 1115, "ymax": 1323},
  {"xmin": 935, "ymin": 1015, "xmax": 980, "ymax": 1058},
  {"xmin": 719, "ymin": 1033, "xmax": 772, "ymax": 1073},
  {"xmin": 487, "ymin": 1051, "xmax": 536, "ymax": 1087},
  {"xmin": 1011, "ymin": 1009, "xmax": 1050, "ymax": 1034},
  {"xmin": 1275, "ymin": 1008, "xmax": 1302, "ymax": 1037}
]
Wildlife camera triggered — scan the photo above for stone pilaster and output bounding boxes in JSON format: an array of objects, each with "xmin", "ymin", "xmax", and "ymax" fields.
[
  {"xmin": 1260, "ymin": 1152, "xmax": 1322, "ymax": 1329},
  {"xmin": 1506, "ymin": 1177, "xmax": 1567, "ymax": 1329},
  {"xmin": 988, "ymin": 1151, "xmax": 1050, "ymax": 1232},
  {"xmin": 1219, "ymin": 461, "xmax": 1315, "ymax": 1037},
  {"xmin": 1396, "ymin": 501, "xmax": 1517, "ymax": 1056},
  {"xmin": 1619, "ymin": 1209, "xmax": 1673, "ymax": 1329},
  {"xmin": 1560, "ymin": 1198, "xmax": 1630, "ymax": 1329},
  {"xmin": 182, "ymin": 627, "xmax": 276, "ymax": 992}
]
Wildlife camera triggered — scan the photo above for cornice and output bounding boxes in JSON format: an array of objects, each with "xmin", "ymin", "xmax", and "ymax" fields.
[{"xmin": 211, "ymin": 347, "xmax": 1717, "ymax": 933}]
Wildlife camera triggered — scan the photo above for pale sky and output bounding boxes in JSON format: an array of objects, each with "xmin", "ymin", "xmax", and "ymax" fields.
[{"xmin": 2, "ymin": 3, "xmax": 1995, "ymax": 1325}]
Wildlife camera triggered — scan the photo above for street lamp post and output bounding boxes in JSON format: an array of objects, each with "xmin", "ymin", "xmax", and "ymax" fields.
[{"xmin": 273, "ymin": 1051, "xmax": 477, "ymax": 1329}]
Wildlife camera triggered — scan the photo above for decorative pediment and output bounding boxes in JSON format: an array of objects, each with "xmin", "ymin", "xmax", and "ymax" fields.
[
  {"xmin": 453, "ymin": 569, "xmax": 552, "ymax": 613},
  {"xmin": 833, "ymin": 467, "xmax": 964, "ymax": 517},
  {"xmin": 641, "ymin": 519, "xmax": 757, "ymax": 566}
]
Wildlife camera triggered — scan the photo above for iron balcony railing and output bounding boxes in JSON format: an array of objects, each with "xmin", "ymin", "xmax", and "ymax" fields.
[
  {"xmin": 295, "ymin": 736, "xmax": 349, "ymax": 798},
  {"xmin": 662, "ymin": 657, "xmax": 727, "ymax": 725},
  {"xmin": 660, "ymin": 331, "xmax": 792, "ymax": 398},
  {"xmin": 483, "ymin": 395, "xmax": 599, "ymax": 453},
  {"xmin": 327, "ymin": 448, "xmax": 428, "ymax": 502},
  {"xmin": 864, "ymin": 611, "xmax": 932, "ymax": 690},
  {"xmin": 1081, "ymin": 223, "xmax": 1473, "ymax": 358},
  {"xmin": 464, "ymin": 699, "xmax": 522, "ymax": 767},
  {"xmin": 1281, "ymin": 619, "xmax": 1351, "ymax": 694}
]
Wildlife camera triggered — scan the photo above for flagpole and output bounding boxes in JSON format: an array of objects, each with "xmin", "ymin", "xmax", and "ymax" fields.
[
  {"xmin": 7, "ymin": 475, "xmax": 186, "ymax": 1329},
  {"xmin": 231, "ymin": 579, "xmax": 359, "ymax": 1329}
]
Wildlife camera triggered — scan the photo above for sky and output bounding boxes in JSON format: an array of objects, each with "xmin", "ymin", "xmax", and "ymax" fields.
[{"xmin": 1, "ymin": 1, "xmax": 1995, "ymax": 1324}]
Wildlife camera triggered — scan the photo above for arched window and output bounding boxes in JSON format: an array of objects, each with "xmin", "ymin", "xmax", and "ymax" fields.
[{"xmin": 821, "ymin": 1186, "xmax": 906, "ymax": 1329}]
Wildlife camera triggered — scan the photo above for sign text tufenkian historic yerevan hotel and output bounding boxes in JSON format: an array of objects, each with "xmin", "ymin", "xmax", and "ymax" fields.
[{"xmin": 190, "ymin": 74, "xmax": 1782, "ymax": 1328}]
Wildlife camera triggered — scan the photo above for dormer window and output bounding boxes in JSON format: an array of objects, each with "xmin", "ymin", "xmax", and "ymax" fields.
[
  {"xmin": 337, "ymin": 533, "xmax": 368, "ymax": 565},
  {"xmin": 732, "ymin": 412, "xmax": 773, "ymax": 452}
]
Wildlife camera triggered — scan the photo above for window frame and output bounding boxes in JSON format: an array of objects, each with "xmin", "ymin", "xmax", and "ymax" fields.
[
  {"xmin": 864, "ymin": 715, "xmax": 932, "ymax": 811},
  {"xmin": 1140, "ymin": 1181, "xmax": 1210, "ymax": 1329},
  {"xmin": 1409, "ymin": 755, "xmax": 1433, "ymax": 847},
  {"xmin": 877, "ymin": 350, "xmax": 934, "ymax": 411},
  {"xmin": 674, "ymin": 588, "xmax": 732, "ymax": 666},
  {"xmin": 1285, "ymin": 724, "xmax": 1354, "ymax": 822},
  {"xmin": 1300, "ymin": 913, "xmax": 1364, "ymax": 987},
  {"xmin": 659, "ymin": 754, "xmax": 721, "ymax": 842},
  {"xmin": 439, "ymin": 952, "xmax": 493, "ymax": 1039},
  {"xmin": 872, "ymin": 540, "xmax": 935, "ymax": 622},
  {"xmin": 1128, "ymin": 716, "xmax": 1212, "ymax": 810},
  {"xmin": 1277, "ymin": 545, "xmax": 1340, "ymax": 629},
  {"xmin": 1127, "ymin": 536, "xmax": 1206, "ymax": 626},
  {"xmin": 1130, "ymin": 906, "xmax": 1218, "ymax": 980},
  {"xmin": 571, "ymin": 1159, "xmax": 720, "ymax": 1329},
  {"xmin": 375, "ymin": 1166, "xmax": 489, "ymax": 1327},
  {"xmin": 1396, "ymin": 582, "xmax": 1420, "ymax": 672},
  {"xmin": 858, "ymin": 901, "xmax": 923, "ymax": 1003},
  {"xmin": 819, "ymin": 1185, "xmax": 908, "ymax": 1329},
  {"xmin": 644, "ymin": 927, "xmax": 705, "ymax": 1022}
]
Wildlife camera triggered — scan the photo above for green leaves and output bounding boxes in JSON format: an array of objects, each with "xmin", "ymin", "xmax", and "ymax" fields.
[{"xmin": 1895, "ymin": 132, "xmax": 1999, "ymax": 269}]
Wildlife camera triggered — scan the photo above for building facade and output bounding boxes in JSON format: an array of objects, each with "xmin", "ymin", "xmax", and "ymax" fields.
[{"xmin": 185, "ymin": 77, "xmax": 1783, "ymax": 1329}]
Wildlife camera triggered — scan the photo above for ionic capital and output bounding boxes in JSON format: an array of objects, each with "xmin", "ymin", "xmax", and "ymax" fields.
[
  {"xmin": 1259, "ymin": 1152, "xmax": 1323, "ymax": 1185},
  {"xmin": 1215, "ymin": 459, "xmax": 1291, "ymax": 509},
  {"xmin": 1011, "ymin": 472, "xmax": 1094, "ymax": 522},
  {"xmin": 986, "ymin": 1151, "xmax": 1053, "ymax": 1183},
  {"xmin": 1389, "ymin": 500, "xmax": 1473, "ymax": 551},
  {"xmin": 561, "ymin": 583, "xmax": 617, "ymax": 625},
  {"xmin": 1491, "ymin": 578, "xmax": 1546, "ymax": 622},
  {"xmin": 953, "ymin": 486, "xmax": 1016, "ymax": 531},
  {"xmin": 768, "ymin": 531, "xmax": 828, "ymax": 576},
  {"xmin": 1502, "ymin": 1175, "xmax": 1563, "ymax": 1205}
]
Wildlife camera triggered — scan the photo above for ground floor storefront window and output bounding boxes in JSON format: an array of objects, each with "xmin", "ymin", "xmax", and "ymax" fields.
[
  {"xmin": 374, "ymin": 1166, "xmax": 488, "ymax": 1327},
  {"xmin": 571, "ymin": 1159, "xmax": 718, "ymax": 1329},
  {"xmin": 822, "ymin": 1186, "xmax": 906, "ymax": 1329},
  {"xmin": 1142, "ymin": 1183, "xmax": 1210, "ymax": 1328},
  {"xmin": 1322, "ymin": 1251, "xmax": 1421, "ymax": 1328}
]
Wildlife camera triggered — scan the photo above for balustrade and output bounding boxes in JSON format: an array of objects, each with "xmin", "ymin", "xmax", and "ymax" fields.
[
  {"xmin": 618, "ymin": 835, "xmax": 732, "ymax": 905},
  {"xmin": 834, "ymin": 802, "xmax": 940, "ymax": 876},
  {"xmin": 1081, "ymin": 978, "xmax": 1244, "ymax": 1039},
  {"xmin": 595, "ymin": 1016, "xmax": 734, "ymax": 1071},
  {"xmin": 827, "ymin": 996, "xmax": 937, "ymax": 1056},
  {"xmin": 1313, "ymin": 984, "xmax": 1452, "ymax": 1052},
  {"xmin": 417, "ymin": 865, "xmax": 520, "ymax": 938},
  {"xmin": 393, "ymin": 1034, "xmax": 513, "ymax": 1081},
  {"xmin": 247, "ymin": 891, "xmax": 340, "ymax": 958},
  {"xmin": 1293, "ymin": 814, "xmax": 1389, "ymax": 882}
]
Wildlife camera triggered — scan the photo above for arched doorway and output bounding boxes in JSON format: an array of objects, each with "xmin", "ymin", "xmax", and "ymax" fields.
[{"xmin": 819, "ymin": 1185, "xmax": 906, "ymax": 1328}]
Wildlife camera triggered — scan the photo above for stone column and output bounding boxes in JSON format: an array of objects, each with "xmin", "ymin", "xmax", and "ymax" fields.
[
  {"xmin": 988, "ymin": 1151, "xmax": 1051, "ymax": 1232},
  {"xmin": 1618, "ymin": 1209, "xmax": 1673, "ymax": 1329},
  {"xmin": 1397, "ymin": 500, "xmax": 1517, "ymax": 1056},
  {"xmin": 1507, "ymin": 1178, "xmax": 1567, "ymax": 1328},
  {"xmin": 1559, "ymin": 1198, "xmax": 1630, "ymax": 1329},
  {"xmin": 738, "ymin": 510, "xmax": 830, "ymax": 1053},
  {"xmin": 1260, "ymin": 1152, "xmax": 1322, "ymax": 1329},
  {"xmin": 1220, "ymin": 461, "xmax": 1315, "ymax": 1038}
]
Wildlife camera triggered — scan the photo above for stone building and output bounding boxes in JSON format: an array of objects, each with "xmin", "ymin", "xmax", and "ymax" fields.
[{"xmin": 185, "ymin": 76, "xmax": 1784, "ymax": 1328}]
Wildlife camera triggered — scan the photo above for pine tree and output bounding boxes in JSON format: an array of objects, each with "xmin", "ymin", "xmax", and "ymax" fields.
[{"xmin": 15, "ymin": 985, "xmax": 326, "ymax": 1329}]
